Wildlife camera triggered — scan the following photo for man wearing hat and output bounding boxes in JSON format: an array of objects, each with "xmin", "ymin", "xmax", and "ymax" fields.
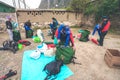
[
  {"xmin": 99, "ymin": 16, "xmax": 111, "ymax": 46},
  {"xmin": 5, "ymin": 16, "xmax": 13, "ymax": 41}
]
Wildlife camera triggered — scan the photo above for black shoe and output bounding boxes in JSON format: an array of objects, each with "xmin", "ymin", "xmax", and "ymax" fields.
[{"xmin": 98, "ymin": 41, "xmax": 103, "ymax": 46}]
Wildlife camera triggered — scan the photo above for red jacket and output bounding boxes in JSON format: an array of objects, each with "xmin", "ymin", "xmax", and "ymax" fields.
[{"xmin": 102, "ymin": 21, "xmax": 111, "ymax": 32}]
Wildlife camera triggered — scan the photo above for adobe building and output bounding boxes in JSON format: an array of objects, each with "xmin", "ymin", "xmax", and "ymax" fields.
[{"xmin": 0, "ymin": 1, "xmax": 16, "ymax": 30}]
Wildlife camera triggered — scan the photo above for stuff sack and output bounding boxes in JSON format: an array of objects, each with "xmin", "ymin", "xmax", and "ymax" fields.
[
  {"xmin": 43, "ymin": 60, "xmax": 63, "ymax": 80},
  {"xmin": 78, "ymin": 30, "xmax": 90, "ymax": 42},
  {"xmin": 13, "ymin": 30, "xmax": 21, "ymax": 42},
  {"xmin": 37, "ymin": 43, "xmax": 48, "ymax": 53},
  {"xmin": 55, "ymin": 46, "xmax": 75, "ymax": 64},
  {"xmin": 30, "ymin": 50, "xmax": 41, "ymax": 59},
  {"xmin": 33, "ymin": 36, "xmax": 41, "ymax": 43},
  {"xmin": 44, "ymin": 48, "xmax": 55, "ymax": 57}
]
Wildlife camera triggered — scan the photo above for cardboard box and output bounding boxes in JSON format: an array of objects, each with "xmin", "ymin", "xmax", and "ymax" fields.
[{"xmin": 104, "ymin": 49, "xmax": 120, "ymax": 68}]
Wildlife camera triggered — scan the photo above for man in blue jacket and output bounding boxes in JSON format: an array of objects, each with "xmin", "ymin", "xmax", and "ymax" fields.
[{"xmin": 24, "ymin": 20, "xmax": 33, "ymax": 38}]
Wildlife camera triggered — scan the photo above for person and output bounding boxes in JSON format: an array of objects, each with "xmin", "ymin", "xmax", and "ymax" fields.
[
  {"xmin": 49, "ymin": 17, "xmax": 58, "ymax": 39},
  {"xmin": 5, "ymin": 16, "xmax": 13, "ymax": 41},
  {"xmin": 99, "ymin": 16, "xmax": 111, "ymax": 46},
  {"xmin": 24, "ymin": 20, "xmax": 33, "ymax": 38},
  {"xmin": 55, "ymin": 23, "xmax": 75, "ymax": 50}
]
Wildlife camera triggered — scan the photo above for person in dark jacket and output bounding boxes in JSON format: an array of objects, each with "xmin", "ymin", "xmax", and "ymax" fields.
[
  {"xmin": 24, "ymin": 20, "xmax": 33, "ymax": 38},
  {"xmin": 49, "ymin": 17, "xmax": 58, "ymax": 39},
  {"xmin": 99, "ymin": 16, "xmax": 111, "ymax": 46},
  {"xmin": 5, "ymin": 16, "xmax": 13, "ymax": 41}
]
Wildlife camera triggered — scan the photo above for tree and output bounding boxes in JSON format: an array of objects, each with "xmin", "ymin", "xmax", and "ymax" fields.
[
  {"xmin": 70, "ymin": 0, "xmax": 89, "ymax": 12},
  {"xmin": 69, "ymin": 0, "xmax": 119, "ymax": 22}
]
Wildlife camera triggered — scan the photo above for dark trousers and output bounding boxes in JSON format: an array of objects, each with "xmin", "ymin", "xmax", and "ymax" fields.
[
  {"xmin": 51, "ymin": 28, "xmax": 56, "ymax": 39},
  {"xmin": 25, "ymin": 30, "xmax": 27, "ymax": 38},
  {"xmin": 99, "ymin": 31, "xmax": 108, "ymax": 46}
]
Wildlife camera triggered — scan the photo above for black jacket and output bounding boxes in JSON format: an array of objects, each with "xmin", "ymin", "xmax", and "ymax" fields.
[{"xmin": 6, "ymin": 21, "xmax": 12, "ymax": 29}]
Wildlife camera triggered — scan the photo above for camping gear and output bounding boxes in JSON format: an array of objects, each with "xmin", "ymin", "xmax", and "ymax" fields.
[
  {"xmin": 33, "ymin": 36, "xmax": 41, "ymax": 43},
  {"xmin": 78, "ymin": 29, "xmax": 90, "ymax": 42},
  {"xmin": 37, "ymin": 29, "xmax": 44, "ymax": 42},
  {"xmin": 44, "ymin": 48, "xmax": 55, "ymax": 57},
  {"xmin": 26, "ymin": 29, "xmax": 33, "ymax": 38},
  {"xmin": 43, "ymin": 60, "xmax": 63, "ymax": 80},
  {"xmin": 18, "ymin": 43, "xmax": 23, "ymax": 50},
  {"xmin": 3, "ymin": 40, "xmax": 18, "ymax": 53},
  {"xmin": 55, "ymin": 46, "xmax": 78, "ymax": 64},
  {"xmin": 37, "ymin": 43, "xmax": 48, "ymax": 53},
  {"xmin": 30, "ymin": 50, "xmax": 41, "ymax": 59},
  {"xmin": 18, "ymin": 40, "xmax": 31, "ymax": 46},
  {"xmin": 13, "ymin": 30, "xmax": 21, "ymax": 42},
  {"xmin": 12, "ymin": 22, "xmax": 18, "ymax": 30},
  {"xmin": 76, "ymin": 33, "xmax": 82, "ymax": 39},
  {"xmin": 0, "ymin": 69, "xmax": 17, "ymax": 80},
  {"xmin": 47, "ymin": 29, "xmax": 52, "ymax": 36},
  {"xmin": 21, "ymin": 50, "xmax": 73, "ymax": 80},
  {"xmin": 91, "ymin": 38, "xmax": 99, "ymax": 45},
  {"xmin": 47, "ymin": 44, "xmax": 56, "ymax": 49},
  {"xmin": 104, "ymin": 49, "xmax": 120, "ymax": 68}
]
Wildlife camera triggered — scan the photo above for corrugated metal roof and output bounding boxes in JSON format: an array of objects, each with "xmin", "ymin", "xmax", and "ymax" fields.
[{"xmin": 0, "ymin": 1, "xmax": 15, "ymax": 9}]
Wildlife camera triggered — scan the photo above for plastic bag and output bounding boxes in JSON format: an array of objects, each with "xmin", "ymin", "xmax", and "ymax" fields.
[{"xmin": 30, "ymin": 50, "xmax": 41, "ymax": 59}]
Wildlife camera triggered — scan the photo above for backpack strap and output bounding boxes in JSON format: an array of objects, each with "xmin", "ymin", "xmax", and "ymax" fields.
[{"xmin": 71, "ymin": 56, "xmax": 82, "ymax": 65}]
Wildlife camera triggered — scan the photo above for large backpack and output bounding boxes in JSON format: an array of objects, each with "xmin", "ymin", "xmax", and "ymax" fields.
[
  {"xmin": 13, "ymin": 30, "xmax": 21, "ymax": 42},
  {"xmin": 55, "ymin": 46, "xmax": 76, "ymax": 64},
  {"xmin": 78, "ymin": 30, "xmax": 90, "ymax": 42},
  {"xmin": 43, "ymin": 60, "xmax": 63, "ymax": 80},
  {"xmin": 3, "ymin": 40, "xmax": 18, "ymax": 53}
]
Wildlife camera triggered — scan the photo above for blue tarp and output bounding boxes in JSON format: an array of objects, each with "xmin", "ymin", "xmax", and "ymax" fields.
[{"xmin": 21, "ymin": 50, "xmax": 73, "ymax": 80}]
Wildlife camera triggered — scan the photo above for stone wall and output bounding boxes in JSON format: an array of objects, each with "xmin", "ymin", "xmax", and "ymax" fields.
[{"xmin": 16, "ymin": 9, "xmax": 82, "ymax": 28}]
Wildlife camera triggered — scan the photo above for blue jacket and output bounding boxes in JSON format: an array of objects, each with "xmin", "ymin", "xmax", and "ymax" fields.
[
  {"xmin": 92, "ymin": 24, "xmax": 101, "ymax": 37},
  {"xmin": 24, "ymin": 25, "xmax": 31, "ymax": 31},
  {"xmin": 57, "ymin": 24, "xmax": 70, "ymax": 46},
  {"xmin": 49, "ymin": 20, "xmax": 58, "ymax": 29}
]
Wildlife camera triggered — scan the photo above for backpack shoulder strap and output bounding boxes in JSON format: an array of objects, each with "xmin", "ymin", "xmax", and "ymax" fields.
[{"xmin": 71, "ymin": 56, "xmax": 82, "ymax": 65}]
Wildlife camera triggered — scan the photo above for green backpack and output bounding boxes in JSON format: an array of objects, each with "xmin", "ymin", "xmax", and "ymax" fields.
[
  {"xmin": 13, "ymin": 30, "xmax": 21, "ymax": 42},
  {"xmin": 55, "ymin": 46, "xmax": 75, "ymax": 64},
  {"xmin": 26, "ymin": 30, "xmax": 33, "ymax": 38},
  {"xmin": 78, "ymin": 30, "xmax": 90, "ymax": 42}
]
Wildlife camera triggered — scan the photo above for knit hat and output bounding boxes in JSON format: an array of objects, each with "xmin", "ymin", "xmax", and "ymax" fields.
[
  {"xmin": 6, "ymin": 16, "xmax": 11, "ymax": 19},
  {"xmin": 102, "ymin": 16, "xmax": 108, "ymax": 19}
]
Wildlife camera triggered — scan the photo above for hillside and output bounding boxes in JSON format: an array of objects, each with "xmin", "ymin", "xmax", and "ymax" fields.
[{"xmin": 39, "ymin": 0, "xmax": 71, "ymax": 9}]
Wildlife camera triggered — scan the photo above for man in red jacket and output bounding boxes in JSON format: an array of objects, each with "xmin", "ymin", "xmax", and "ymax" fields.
[{"xmin": 99, "ymin": 16, "xmax": 111, "ymax": 46}]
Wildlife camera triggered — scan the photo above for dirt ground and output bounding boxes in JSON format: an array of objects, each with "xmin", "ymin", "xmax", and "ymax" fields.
[{"xmin": 0, "ymin": 28, "xmax": 120, "ymax": 80}]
